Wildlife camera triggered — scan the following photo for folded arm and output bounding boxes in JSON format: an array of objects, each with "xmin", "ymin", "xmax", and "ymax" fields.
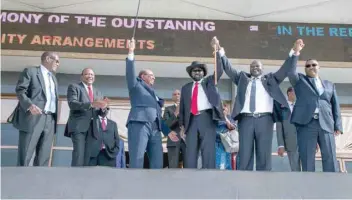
[
  {"xmin": 15, "ymin": 68, "xmax": 33, "ymax": 110},
  {"xmin": 67, "ymin": 84, "xmax": 91, "ymax": 111}
]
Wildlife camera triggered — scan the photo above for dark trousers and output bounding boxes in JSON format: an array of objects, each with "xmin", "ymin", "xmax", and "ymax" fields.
[
  {"xmin": 297, "ymin": 119, "xmax": 338, "ymax": 172},
  {"xmin": 238, "ymin": 115, "xmax": 273, "ymax": 171},
  {"xmin": 17, "ymin": 114, "xmax": 55, "ymax": 166},
  {"xmin": 167, "ymin": 140, "xmax": 186, "ymax": 168},
  {"xmin": 71, "ymin": 131, "xmax": 88, "ymax": 166},
  {"xmin": 88, "ymin": 149, "xmax": 116, "ymax": 167},
  {"xmin": 184, "ymin": 111, "xmax": 216, "ymax": 169},
  {"xmin": 127, "ymin": 121, "xmax": 163, "ymax": 169}
]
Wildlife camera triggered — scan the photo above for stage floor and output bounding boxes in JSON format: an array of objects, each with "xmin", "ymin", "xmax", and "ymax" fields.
[{"xmin": 2, "ymin": 167, "xmax": 352, "ymax": 199}]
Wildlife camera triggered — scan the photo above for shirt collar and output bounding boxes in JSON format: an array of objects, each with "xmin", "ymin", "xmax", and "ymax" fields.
[
  {"xmin": 99, "ymin": 116, "xmax": 107, "ymax": 121},
  {"xmin": 81, "ymin": 82, "xmax": 92, "ymax": 89},
  {"xmin": 193, "ymin": 79, "xmax": 203, "ymax": 84},
  {"xmin": 40, "ymin": 65, "xmax": 50, "ymax": 74}
]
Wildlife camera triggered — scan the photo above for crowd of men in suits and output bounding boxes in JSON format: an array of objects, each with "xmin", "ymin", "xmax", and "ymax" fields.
[{"xmin": 9, "ymin": 36, "xmax": 343, "ymax": 172}]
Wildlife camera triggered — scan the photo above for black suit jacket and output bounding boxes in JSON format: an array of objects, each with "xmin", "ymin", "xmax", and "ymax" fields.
[
  {"xmin": 288, "ymin": 71, "xmax": 343, "ymax": 134},
  {"xmin": 85, "ymin": 117, "xmax": 120, "ymax": 159},
  {"xmin": 64, "ymin": 82, "xmax": 103, "ymax": 137},
  {"xmin": 162, "ymin": 104, "xmax": 181, "ymax": 147},
  {"xmin": 179, "ymin": 52, "xmax": 224, "ymax": 133},
  {"xmin": 221, "ymin": 54, "xmax": 298, "ymax": 122},
  {"xmin": 9, "ymin": 66, "xmax": 59, "ymax": 133}
]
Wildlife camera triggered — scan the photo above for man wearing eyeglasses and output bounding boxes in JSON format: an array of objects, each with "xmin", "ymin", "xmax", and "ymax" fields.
[
  {"xmin": 9, "ymin": 52, "xmax": 59, "ymax": 166},
  {"xmin": 288, "ymin": 40, "xmax": 343, "ymax": 172}
]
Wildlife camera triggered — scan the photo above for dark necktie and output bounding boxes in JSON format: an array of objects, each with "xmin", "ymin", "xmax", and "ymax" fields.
[
  {"xmin": 88, "ymin": 85, "xmax": 94, "ymax": 102},
  {"xmin": 191, "ymin": 82, "xmax": 199, "ymax": 115},
  {"xmin": 249, "ymin": 79, "xmax": 256, "ymax": 113}
]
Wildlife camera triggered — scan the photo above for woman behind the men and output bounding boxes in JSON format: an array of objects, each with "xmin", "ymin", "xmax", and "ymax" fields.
[{"xmin": 215, "ymin": 103, "xmax": 237, "ymax": 170}]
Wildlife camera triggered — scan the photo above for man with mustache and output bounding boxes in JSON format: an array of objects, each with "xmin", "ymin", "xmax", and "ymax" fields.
[
  {"xmin": 126, "ymin": 38, "xmax": 178, "ymax": 169},
  {"xmin": 65, "ymin": 68, "xmax": 107, "ymax": 166},
  {"xmin": 288, "ymin": 41, "xmax": 343, "ymax": 172},
  {"xmin": 178, "ymin": 37, "xmax": 224, "ymax": 169},
  {"xmin": 218, "ymin": 38, "xmax": 302, "ymax": 171},
  {"xmin": 9, "ymin": 52, "xmax": 59, "ymax": 166}
]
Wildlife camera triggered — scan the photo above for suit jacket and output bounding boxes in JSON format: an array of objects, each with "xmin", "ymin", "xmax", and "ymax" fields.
[
  {"xmin": 221, "ymin": 54, "xmax": 298, "ymax": 122},
  {"xmin": 275, "ymin": 102, "xmax": 297, "ymax": 152},
  {"xmin": 126, "ymin": 58, "xmax": 164, "ymax": 131},
  {"xmin": 64, "ymin": 82, "xmax": 103, "ymax": 137},
  {"xmin": 86, "ymin": 117, "xmax": 120, "ymax": 159},
  {"xmin": 162, "ymin": 104, "xmax": 182, "ymax": 147},
  {"xmin": 9, "ymin": 67, "xmax": 59, "ymax": 133},
  {"xmin": 288, "ymin": 70, "xmax": 343, "ymax": 134},
  {"xmin": 179, "ymin": 52, "xmax": 224, "ymax": 133}
]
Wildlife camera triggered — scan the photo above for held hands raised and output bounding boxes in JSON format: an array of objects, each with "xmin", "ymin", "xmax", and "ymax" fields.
[
  {"xmin": 91, "ymin": 98, "xmax": 109, "ymax": 109},
  {"xmin": 293, "ymin": 39, "xmax": 305, "ymax": 55},
  {"xmin": 211, "ymin": 36, "xmax": 221, "ymax": 51}
]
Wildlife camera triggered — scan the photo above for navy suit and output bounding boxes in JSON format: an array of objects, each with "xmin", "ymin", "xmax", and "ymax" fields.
[
  {"xmin": 221, "ymin": 53, "xmax": 298, "ymax": 171},
  {"xmin": 126, "ymin": 57, "xmax": 169, "ymax": 169},
  {"xmin": 179, "ymin": 52, "xmax": 224, "ymax": 169},
  {"xmin": 288, "ymin": 68, "xmax": 343, "ymax": 172}
]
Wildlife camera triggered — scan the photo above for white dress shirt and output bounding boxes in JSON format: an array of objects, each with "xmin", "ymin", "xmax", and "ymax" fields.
[
  {"xmin": 40, "ymin": 65, "xmax": 56, "ymax": 113},
  {"xmin": 313, "ymin": 77, "xmax": 324, "ymax": 113},
  {"xmin": 288, "ymin": 100, "xmax": 295, "ymax": 112},
  {"xmin": 191, "ymin": 80, "xmax": 212, "ymax": 112},
  {"xmin": 82, "ymin": 82, "xmax": 93, "ymax": 95}
]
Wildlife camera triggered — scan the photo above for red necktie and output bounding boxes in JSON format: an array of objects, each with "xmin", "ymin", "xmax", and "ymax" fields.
[
  {"xmin": 101, "ymin": 118, "xmax": 106, "ymax": 149},
  {"xmin": 191, "ymin": 82, "xmax": 199, "ymax": 115},
  {"xmin": 101, "ymin": 118, "xmax": 107, "ymax": 131},
  {"xmin": 88, "ymin": 85, "xmax": 94, "ymax": 102}
]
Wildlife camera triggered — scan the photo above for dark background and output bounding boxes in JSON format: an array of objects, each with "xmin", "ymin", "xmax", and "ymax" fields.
[{"xmin": 1, "ymin": 10, "xmax": 351, "ymax": 62}]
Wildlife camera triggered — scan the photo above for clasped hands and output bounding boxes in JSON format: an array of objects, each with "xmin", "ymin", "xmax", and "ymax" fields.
[{"xmin": 91, "ymin": 97, "xmax": 109, "ymax": 109}]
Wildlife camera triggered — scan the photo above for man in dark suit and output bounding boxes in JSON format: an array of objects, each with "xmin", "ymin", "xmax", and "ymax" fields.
[
  {"xmin": 126, "ymin": 38, "xmax": 178, "ymax": 169},
  {"xmin": 178, "ymin": 37, "xmax": 224, "ymax": 169},
  {"xmin": 84, "ymin": 107, "xmax": 120, "ymax": 167},
  {"xmin": 219, "ymin": 39, "xmax": 302, "ymax": 171},
  {"xmin": 163, "ymin": 89, "xmax": 186, "ymax": 168},
  {"xmin": 9, "ymin": 51, "xmax": 59, "ymax": 166},
  {"xmin": 65, "ymin": 68, "xmax": 107, "ymax": 166},
  {"xmin": 276, "ymin": 87, "xmax": 301, "ymax": 171},
  {"xmin": 288, "ymin": 40, "xmax": 343, "ymax": 172}
]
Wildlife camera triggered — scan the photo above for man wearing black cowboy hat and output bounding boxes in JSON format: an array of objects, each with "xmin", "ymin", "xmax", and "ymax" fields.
[{"xmin": 178, "ymin": 37, "xmax": 224, "ymax": 169}]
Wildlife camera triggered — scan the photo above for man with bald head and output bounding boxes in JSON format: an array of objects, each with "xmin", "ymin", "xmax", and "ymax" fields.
[
  {"xmin": 9, "ymin": 51, "xmax": 59, "ymax": 166},
  {"xmin": 65, "ymin": 68, "xmax": 107, "ymax": 166},
  {"xmin": 163, "ymin": 89, "xmax": 186, "ymax": 168},
  {"xmin": 288, "ymin": 49, "xmax": 343, "ymax": 172},
  {"xmin": 126, "ymin": 38, "xmax": 178, "ymax": 168},
  {"xmin": 218, "ymin": 38, "xmax": 303, "ymax": 171}
]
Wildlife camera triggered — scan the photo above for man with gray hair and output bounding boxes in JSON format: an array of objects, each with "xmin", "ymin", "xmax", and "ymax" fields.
[
  {"xmin": 218, "ymin": 38, "xmax": 303, "ymax": 171},
  {"xmin": 9, "ymin": 51, "xmax": 59, "ymax": 166}
]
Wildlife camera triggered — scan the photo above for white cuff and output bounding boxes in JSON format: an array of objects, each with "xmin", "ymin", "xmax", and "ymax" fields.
[
  {"xmin": 289, "ymin": 49, "xmax": 300, "ymax": 57},
  {"xmin": 127, "ymin": 53, "xmax": 134, "ymax": 61},
  {"xmin": 218, "ymin": 48, "xmax": 225, "ymax": 57}
]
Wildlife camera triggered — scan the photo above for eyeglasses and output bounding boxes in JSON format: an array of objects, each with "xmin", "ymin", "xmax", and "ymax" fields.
[
  {"xmin": 305, "ymin": 63, "xmax": 317, "ymax": 68},
  {"xmin": 192, "ymin": 69, "xmax": 203, "ymax": 73}
]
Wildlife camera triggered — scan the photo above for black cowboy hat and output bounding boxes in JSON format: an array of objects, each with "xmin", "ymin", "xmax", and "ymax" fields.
[{"xmin": 186, "ymin": 61, "xmax": 208, "ymax": 77}]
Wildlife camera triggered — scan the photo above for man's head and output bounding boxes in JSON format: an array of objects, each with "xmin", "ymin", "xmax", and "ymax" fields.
[
  {"xmin": 98, "ymin": 107, "xmax": 109, "ymax": 118},
  {"xmin": 186, "ymin": 61, "xmax": 207, "ymax": 81},
  {"xmin": 222, "ymin": 102, "xmax": 230, "ymax": 115},
  {"xmin": 250, "ymin": 60, "xmax": 263, "ymax": 77},
  {"xmin": 139, "ymin": 69, "xmax": 155, "ymax": 86},
  {"xmin": 41, "ymin": 52, "xmax": 60, "ymax": 73},
  {"xmin": 305, "ymin": 59, "xmax": 320, "ymax": 78},
  {"xmin": 287, "ymin": 87, "xmax": 296, "ymax": 102},
  {"xmin": 172, "ymin": 89, "xmax": 181, "ymax": 104},
  {"xmin": 81, "ymin": 68, "xmax": 95, "ymax": 86}
]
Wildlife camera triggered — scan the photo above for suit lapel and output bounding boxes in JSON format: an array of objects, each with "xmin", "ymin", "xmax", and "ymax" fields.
[
  {"xmin": 36, "ymin": 67, "xmax": 47, "ymax": 97},
  {"xmin": 79, "ymin": 82, "xmax": 91, "ymax": 102},
  {"xmin": 303, "ymin": 76, "xmax": 319, "ymax": 95}
]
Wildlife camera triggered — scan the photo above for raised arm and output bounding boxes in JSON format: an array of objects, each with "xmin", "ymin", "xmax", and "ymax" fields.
[
  {"xmin": 331, "ymin": 84, "xmax": 343, "ymax": 134},
  {"xmin": 126, "ymin": 38, "xmax": 138, "ymax": 90},
  {"xmin": 220, "ymin": 49, "xmax": 240, "ymax": 85},
  {"xmin": 273, "ymin": 39, "xmax": 304, "ymax": 84}
]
